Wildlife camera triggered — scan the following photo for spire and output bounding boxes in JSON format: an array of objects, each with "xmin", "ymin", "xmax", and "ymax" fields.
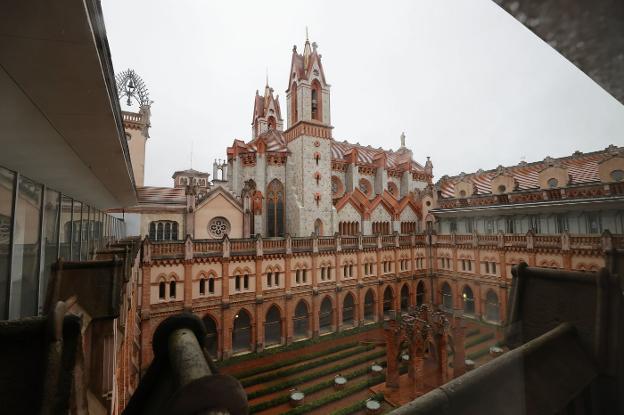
[
  {"xmin": 303, "ymin": 27, "xmax": 312, "ymax": 68},
  {"xmin": 400, "ymin": 132, "xmax": 406, "ymax": 148}
]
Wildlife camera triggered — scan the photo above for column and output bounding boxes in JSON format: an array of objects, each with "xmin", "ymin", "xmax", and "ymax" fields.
[{"xmin": 183, "ymin": 260, "xmax": 193, "ymax": 310}]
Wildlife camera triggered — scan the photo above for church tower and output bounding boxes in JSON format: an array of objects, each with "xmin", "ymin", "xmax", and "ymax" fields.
[
  {"xmin": 251, "ymin": 80, "xmax": 283, "ymax": 139},
  {"xmin": 284, "ymin": 34, "xmax": 335, "ymax": 236},
  {"xmin": 116, "ymin": 69, "xmax": 151, "ymax": 187}
]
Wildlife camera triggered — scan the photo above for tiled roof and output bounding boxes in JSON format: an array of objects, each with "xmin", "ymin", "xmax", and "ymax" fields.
[
  {"xmin": 137, "ymin": 187, "xmax": 186, "ymax": 205},
  {"xmin": 438, "ymin": 146, "xmax": 622, "ymax": 198},
  {"xmin": 247, "ymin": 129, "xmax": 288, "ymax": 153},
  {"xmin": 331, "ymin": 140, "xmax": 424, "ymax": 170}
]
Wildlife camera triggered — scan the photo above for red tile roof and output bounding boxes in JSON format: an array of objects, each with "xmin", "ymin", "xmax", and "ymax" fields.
[
  {"xmin": 137, "ymin": 187, "xmax": 186, "ymax": 205},
  {"xmin": 331, "ymin": 140, "xmax": 424, "ymax": 170},
  {"xmin": 438, "ymin": 146, "xmax": 622, "ymax": 198}
]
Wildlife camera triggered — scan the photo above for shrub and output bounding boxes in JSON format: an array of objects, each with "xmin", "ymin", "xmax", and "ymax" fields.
[
  {"xmin": 233, "ymin": 342, "xmax": 359, "ymax": 379},
  {"xmin": 247, "ymin": 351, "xmax": 387, "ymax": 400},
  {"xmin": 242, "ymin": 344, "xmax": 376, "ymax": 387},
  {"xmin": 218, "ymin": 322, "xmax": 382, "ymax": 368}
]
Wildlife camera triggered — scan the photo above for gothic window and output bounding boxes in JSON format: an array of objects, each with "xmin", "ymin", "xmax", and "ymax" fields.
[
  {"xmin": 267, "ymin": 116, "xmax": 277, "ymax": 130},
  {"xmin": 235, "ymin": 275, "xmax": 241, "ymax": 291},
  {"xmin": 311, "ymin": 80, "xmax": 322, "ymax": 121},
  {"xmin": 208, "ymin": 277, "xmax": 214, "ymax": 294},
  {"xmin": 331, "ymin": 176, "xmax": 344, "ymax": 197},
  {"xmin": 291, "ymin": 82, "xmax": 298, "ymax": 125},
  {"xmin": 243, "ymin": 274, "xmax": 249, "ymax": 290},
  {"xmin": 169, "ymin": 280, "xmax": 176, "ymax": 298},
  {"xmin": 266, "ymin": 272, "xmax": 272, "ymax": 287},
  {"xmin": 200, "ymin": 278, "xmax": 206, "ymax": 295},
  {"xmin": 149, "ymin": 221, "xmax": 179, "ymax": 241},
  {"xmin": 314, "ymin": 218, "xmax": 323, "ymax": 236},
  {"xmin": 159, "ymin": 281, "xmax": 166, "ymax": 300},
  {"xmin": 274, "ymin": 272, "xmax": 279, "ymax": 286},
  {"xmin": 358, "ymin": 178, "xmax": 371, "ymax": 196},
  {"xmin": 267, "ymin": 179, "xmax": 285, "ymax": 237},
  {"xmin": 208, "ymin": 217, "xmax": 230, "ymax": 238},
  {"xmin": 462, "ymin": 286, "xmax": 475, "ymax": 315},
  {"xmin": 387, "ymin": 182, "xmax": 398, "ymax": 197}
]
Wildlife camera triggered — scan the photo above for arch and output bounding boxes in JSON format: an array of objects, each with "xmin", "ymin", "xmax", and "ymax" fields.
[
  {"xmin": 199, "ymin": 278, "xmax": 206, "ymax": 295},
  {"xmin": 364, "ymin": 289, "xmax": 376, "ymax": 321},
  {"xmin": 441, "ymin": 282, "xmax": 453, "ymax": 310},
  {"xmin": 383, "ymin": 286, "xmax": 394, "ymax": 318},
  {"xmin": 319, "ymin": 296, "xmax": 334, "ymax": 334},
  {"xmin": 314, "ymin": 218, "xmax": 323, "ymax": 236},
  {"xmin": 416, "ymin": 280, "xmax": 426, "ymax": 306},
  {"xmin": 267, "ymin": 179, "xmax": 285, "ymax": 237},
  {"xmin": 169, "ymin": 280, "xmax": 176, "ymax": 298},
  {"xmin": 293, "ymin": 300, "xmax": 310, "ymax": 339},
  {"xmin": 202, "ymin": 314, "xmax": 219, "ymax": 357},
  {"xmin": 400, "ymin": 284, "xmax": 410, "ymax": 313},
  {"xmin": 311, "ymin": 79, "xmax": 322, "ymax": 121},
  {"xmin": 232, "ymin": 308, "xmax": 252, "ymax": 353},
  {"xmin": 485, "ymin": 290, "xmax": 500, "ymax": 322},
  {"xmin": 265, "ymin": 304, "xmax": 282, "ymax": 346},
  {"xmin": 462, "ymin": 285, "xmax": 475, "ymax": 315},
  {"xmin": 158, "ymin": 281, "xmax": 166, "ymax": 300},
  {"xmin": 342, "ymin": 292, "xmax": 355, "ymax": 327}
]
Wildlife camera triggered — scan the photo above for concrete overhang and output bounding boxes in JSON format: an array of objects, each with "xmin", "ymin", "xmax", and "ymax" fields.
[{"xmin": 0, "ymin": 0, "xmax": 136, "ymax": 208}]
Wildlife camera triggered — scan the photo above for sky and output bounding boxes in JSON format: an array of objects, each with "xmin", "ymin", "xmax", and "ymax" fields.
[{"xmin": 103, "ymin": 0, "xmax": 624, "ymax": 187}]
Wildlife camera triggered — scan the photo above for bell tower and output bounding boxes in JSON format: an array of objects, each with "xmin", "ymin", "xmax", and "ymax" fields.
[
  {"xmin": 251, "ymin": 78, "xmax": 283, "ymax": 139},
  {"xmin": 284, "ymin": 33, "xmax": 335, "ymax": 236},
  {"xmin": 286, "ymin": 31, "xmax": 331, "ymax": 128},
  {"xmin": 116, "ymin": 69, "xmax": 151, "ymax": 187}
]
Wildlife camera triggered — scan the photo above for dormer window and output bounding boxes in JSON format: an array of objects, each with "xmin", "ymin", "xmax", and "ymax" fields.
[{"xmin": 547, "ymin": 178, "xmax": 558, "ymax": 188}]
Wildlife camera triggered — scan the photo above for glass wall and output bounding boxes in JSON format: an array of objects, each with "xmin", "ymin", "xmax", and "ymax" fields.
[
  {"xmin": 0, "ymin": 165, "xmax": 126, "ymax": 320},
  {"xmin": 0, "ymin": 168, "xmax": 15, "ymax": 319}
]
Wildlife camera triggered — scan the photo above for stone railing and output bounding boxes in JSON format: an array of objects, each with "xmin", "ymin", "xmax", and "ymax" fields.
[{"xmin": 143, "ymin": 231, "xmax": 622, "ymax": 261}]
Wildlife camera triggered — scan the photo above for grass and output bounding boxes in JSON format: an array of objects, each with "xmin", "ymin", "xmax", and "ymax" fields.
[{"xmin": 330, "ymin": 392, "xmax": 385, "ymax": 415}]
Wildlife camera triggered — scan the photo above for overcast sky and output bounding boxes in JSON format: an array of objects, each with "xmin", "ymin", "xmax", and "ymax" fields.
[{"xmin": 103, "ymin": 0, "xmax": 624, "ymax": 188}]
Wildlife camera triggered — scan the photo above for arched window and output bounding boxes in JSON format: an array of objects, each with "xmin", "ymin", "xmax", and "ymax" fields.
[
  {"xmin": 485, "ymin": 290, "xmax": 500, "ymax": 322},
  {"xmin": 319, "ymin": 297, "xmax": 333, "ymax": 333},
  {"xmin": 291, "ymin": 82, "xmax": 298, "ymax": 125},
  {"xmin": 314, "ymin": 218, "xmax": 323, "ymax": 236},
  {"xmin": 149, "ymin": 222, "xmax": 156, "ymax": 240},
  {"xmin": 208, "ymin": 217, "xmax": 231, "ymax": 238},
  {"xmin": 274, "ymin": 271, "xmax": 280, "ymax": 286},
  {"xmin": 462, "ymin": 286, "xmax": 475, "ymax": 315},
  {"xmin": 416, "ymin": 281, "xmax": 425, "ymax": 306},
  {"xmin": 208, "ymin": 277, "xmax": 214, "ymax": 294},
  {"xmin": 199, "ymin": 278, "xmax": 206, "ymax": 295},
  {"xmin": 172, "ymin": 222, "xmax": 179, "ymax": 240},
  {"xmin": 267, "ymin": 179, "xmax": 285, "ymax": 237},
  {"xmin": 383, "ymin": 286, "xmax": 394, "ymax": 318},
  {"xmin": 293, "ymin": 300, "xmax": 309, "ymax": 339},
  {"xmin": 169, "ymin": 280, "xmax": 176, "ymax": 298},
  {"xmin": 342, "ymin": 293, "xmax": 355, "ymax": 327},
  {"xmin": 158, "ymin": 281, "xmax": 166, "ymax": 300},
  {"xmin": 267, "ymin": 116, "xmax": 277, "ymax": 130},
  {"xmin": 235, "ymin": 275, "xmax": 241, "ymax": 291},
  {"xmin": 243, "ymin": 274, "xmax": 249, "ymax": 290},
  {"xmin": 441, "ymin": 283, "xmax": 453, "ymax": 310},
  {"xmin": 203, "ymin": 315, "xmax": 218, "ymax": 357},
  {"xmin": 311, "ymin": 79, "xmax": 322, "ymax": 121},
  {"xmin": 265, "ymin": 305, "xmax": 282, "ymax": 346},
  {"xmin": 400, "ymin": 284, "xmax": 410, "ymax": 313},
  {"xmin": 164, "ymin": 222, "xmax": 171, "ymax": 240},
  {"xmin": 364, "ymin": 289, "xmax": 375, "ymax": 321},
  {"xmin": 157, "ymin": 222, "xmax": 163, "ymax": 240},
  {"xmin": 232, "ymin": 310, "xmax": 252, "ymax": 353}
]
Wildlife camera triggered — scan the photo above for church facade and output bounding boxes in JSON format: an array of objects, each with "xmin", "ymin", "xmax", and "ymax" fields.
[{"xmin": 112, "ymin": 36, "xmax": 624, "ymax": 366}]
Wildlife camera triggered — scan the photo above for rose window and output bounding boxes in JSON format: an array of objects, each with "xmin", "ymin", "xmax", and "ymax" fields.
[{"xmin": 208, "ymin": 217, "xmax": 231, "ymax": 238}]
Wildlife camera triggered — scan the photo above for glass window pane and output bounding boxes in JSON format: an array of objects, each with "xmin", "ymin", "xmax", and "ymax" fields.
[
  {"xmin": 59, "ymin": 197, "xmax": 72, "ymax": 260},
  {"xmin": 0, "ymin": 167, "xmax": 15, "ymax": 319},
  {"xmin": 72, "ymin": 201, "xmax": 81, "ymax": 261},
  {"xmin": 10, "ymin": 175, "xmax": 42, "ymax": 319},
  {"xmin": 40, "ymin": 189, "xmax": 60, "ymax": 314},
  {"xmin": 88, "ymin": 206, "xmax": 96, "ymax": 258},
  {"xmin": 80, "ymin": 204, "xmax": 88, "ymax": 260}
]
